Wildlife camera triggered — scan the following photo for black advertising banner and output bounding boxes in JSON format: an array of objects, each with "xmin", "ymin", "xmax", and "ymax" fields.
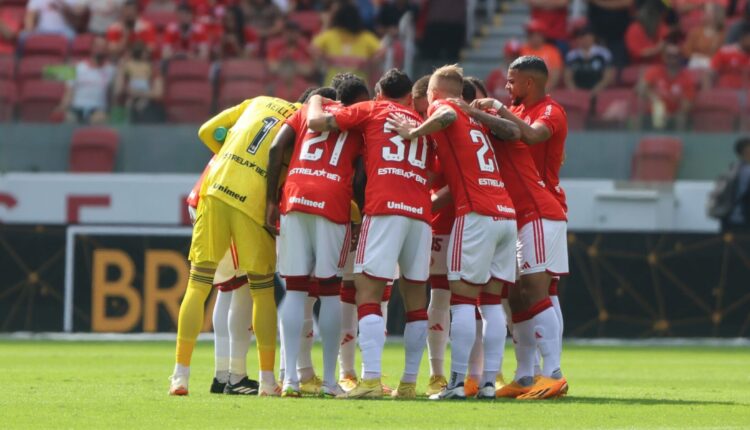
[{"xmin": 1, "ymin": 225, "xmax": 749, "ymax": 336}]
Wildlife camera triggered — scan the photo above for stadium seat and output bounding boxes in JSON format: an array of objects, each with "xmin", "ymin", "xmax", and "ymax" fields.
[
  {"xmin": 0, "ymin": 56, "xmax": 14, "ymax": 79},
  {"xmin": 0, "ymin": 80, "xmax": 16, "ymax": 121},
  {"xmin": 632, "ymin": 136, "xmax": 683, "ymax": 181},
  {"xmin": 165, "ymin": 81, "xmax": 213, "ymax": 123},
  {"xmin": 17, "ymin": 56, "xmax": 61, "ymax": 82},
  {"xmin": 142, "ymin": 10, "xmax": 178, "ymax": 31},
  {"xmin": 1, "ymin": 0, "xmax": 28, "ymax": 5},
  {"xmin": 591, "ymin": 88, "xmax": 639, "ymax": 129},
  {"xmin": 166, "ymin": 58, "xmax": 211, "ymax": 82},
  {"xmin": 618, "ymin": 65, "xmax": 643, "ymax": 88},
  {"xmin": 288, "ymin": 11, "xmax": 323, "ymax": 36},
  {"xmin": 219, "ymin": 58, "xmax": 267, "ymax": 83},
  {"xmin": 271, "ymin": 77, "xmax": 313, "ymax": 103},
  {"xmin": 551, "ymin": 89, "xmax": 591, "ymax": 130},
  {"xmin": 69, "ymin": 127, "xmax": 120, "ymax": 172},
  {"xmin": 18, "ymin": 80, "xmax": 65, "ymax": 122},
  {"xmin": 22, "ymin": 34, "xmax": 69, "ymax": 60},
  {"xmin": 71, "ymin": 34, "xmax": 95, "ymax": 61},
  {"xmin": 690, "ymin": 89, "xmax": 740, "ymax": 132},
  {"xmin": 218, "ymin": 81, "xmax": 266, "ymax": 109}
]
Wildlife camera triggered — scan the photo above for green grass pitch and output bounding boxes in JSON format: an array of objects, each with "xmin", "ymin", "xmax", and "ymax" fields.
[{"xmin": 1, "ymin": 340, "xmax": 749, "ymax": 429}]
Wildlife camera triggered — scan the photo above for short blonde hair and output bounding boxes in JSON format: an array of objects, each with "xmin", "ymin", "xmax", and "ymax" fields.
[{"xmin": 430, "ymin": 64, "xmax": 464, "ymax": 96}]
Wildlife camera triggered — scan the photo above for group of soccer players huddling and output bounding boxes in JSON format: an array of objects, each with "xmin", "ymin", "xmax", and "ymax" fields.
[{"xmin": 169, "ymin": 54, "xmax": 569, "ymax": 401}]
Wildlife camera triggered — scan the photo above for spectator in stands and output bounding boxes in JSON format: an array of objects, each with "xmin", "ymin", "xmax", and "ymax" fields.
[
  {"xmin": 485, "ymin": 39, "xmax": 521, "ymax": 100},
  {"xmin": 564, "ymin": 25, "xmax": 615, "ymax": 95},
  {"xmin": 106, "ymin": 0, "xmax": 157, "ymax": 57},
  {"xmin": 587, "ymin": 0, "xmax": 632, "ymax": 67},
  {"xmin": 683, "ymin": 2, "xmax": 725, "ymax": 70},
  {"xmin": 24, "ymin": 0, "xmax": 83, "ymax": 40},
  {"xmin": 312, "ymin": 2, "xmax": 382, "ymax": 85},
  {"xmin": 625, "ymin": 1, "xmax": 669, "ymax": 64},
  {"xmin": 54, "ymin": 36, "xmax": 116, "ymax": 124},
  {"xmin": 723, "ymin": 137, "xmax": 750, "ymax": 232},
  {"xmin": 214, "ymin": 5, "xmax": 257, "ymax": 58},
  {"xmin": 0, "ymin": 8, "xmax": 20, "ymax": 56},
  {"xmin": 80, "ymin": 0, "xmax": 126, "ymax": 35},
  {"xmin": 268, "ymin": 21, "xmax": 313, "ymax": 79},
  {"xmin": 376, "ymin": 0, "xmax": 417, "ymax": 37},
  {"xmin": 520, "ymin": 20, "xmax": 563, "ymax": 91},
  {"xmin": 420, "ymin": 0, "xmax": 466, "ymax": 64},
  {"xmin": 114, "ymin": 41, "xmax": 165, "ymax": 123},
  {"xmin": 710, "ymin": 23, "xmax": 750, "ymax": 89},
  {"xmin": 726, "ymin": 2, "xmax": 750, "ymax": 44},
  {"xmin": 162, "ymin": 3, "xmax": 210, "ymax": 60},
  {"xmin": 526, "ymin": 0, "xmax": 569, "ymax": 52},
  {"xmin": 637, "ymin": 41, "xmax": 695, "ymax": 131},
  {"xmin": 241, "ymin": 0, "xmax": 284, "ymax": 41}
]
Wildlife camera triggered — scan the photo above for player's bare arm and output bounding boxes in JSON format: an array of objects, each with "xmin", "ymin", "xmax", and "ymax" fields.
[
  {"xmin": 306, "ymin": 95, "xmax": 340, "ymax": 132},
  {"xmin": 264, "ymin": 124, "xmax": 297, "ymax": 234},
  {"xmin": 472, "ymin": 97, "xmax": 552, "ymax": 145},
  {"xmin": 386, "ymin": 105, "xmax": 457, "ymax": 140},
  {"xmin": 431, "ymin": 185, "xmax": 453, "ymax": 213},
  {"xmin": 449, "ymin": 97, "xmax": 520, "ymax": 141}
]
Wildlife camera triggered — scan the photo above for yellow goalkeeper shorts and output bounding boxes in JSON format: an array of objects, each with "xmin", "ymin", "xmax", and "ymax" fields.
[{"xmin": 188, "ymin": 195, "xmax": 275, "ymax": 276}]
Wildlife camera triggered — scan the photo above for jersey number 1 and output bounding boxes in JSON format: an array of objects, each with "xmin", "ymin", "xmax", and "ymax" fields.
[{"xmin": 247, "ymin": 117, "xmax": 280, "ymax": 155}]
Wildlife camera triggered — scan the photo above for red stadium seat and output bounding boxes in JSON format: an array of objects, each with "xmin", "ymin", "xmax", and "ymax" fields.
[
  {"xmin": 17, "ymin": 56, "xmax": 62, "ymax": 82},
  {"xmin": 71, "ymin": 34, "xmax": 95, "ymax": 61},
  {"xmin": 0, "ymin": 80, "xmax": 16, "ymax": 121},
  {"xmin": 591, "ymin": 88, "xmax": 639, "ymax": 128},
  {"xmin": 618, "ymin": 65, "xmax": 643, "ymax": 88},
  {"xmin": 22, "ymin": 33, "xmax": 68, "ymax": 60},
  {"xmin": 142, "ymin": 10, "xmax": 178, "ymax": 31},
  {"xmin": 18, "ymin": 80, "xmax": 65, "ymax": 122},
  {"xmin": 0, "ymin": 56, "xmax": 14, "ymax": 79},
  {"xmin": 1, "ymin": 0, "xmax": 28, "ymax": 5},
  {"xmin": 551, "ymin": 89, "xmax": 591, "ymax": 130},
  {"xmin": 690, "ymin": 89, "xmax": 740, "ymax": 132},
  {"xmin": 218, "ymin": 81, "xmax": 265, "ymax": 109},
  {"xmin": 271, "ymin": 77, "xmax": 313, "ymax": 103},
  {"xmin": 220, "ymin": 58, "xmax": 267, "ymax": 83},
  {"xmin": 632, "ymin": 136, "xmax": 682, "ymax": 181},
  {"xmin": 69, "ymin": 127, "xmax": 120, "ymax": 172},
  {"xmin": 288, "ymin": 11, "xmax": 323, "ymax": 36},
  {"xmin": 166, "ymin": 58, "xmax": 211, "ymax": 82},
  {"xmin": 0, "ymin": 5, "xmax": 26, "ymax": 28},
  {"xmin": 165, "ymin": 81, "xmax": 213, "ymax": 123}
]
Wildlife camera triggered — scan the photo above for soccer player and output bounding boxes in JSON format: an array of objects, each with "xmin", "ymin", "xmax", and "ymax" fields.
[
  {"xmin": 469, "ymin": 55, "xmax": 570, "ymax": 399},
  {"xmin": 168, "ymin": 95, "xmax": 298, "ymax": 397},
  {"xmin": 387, "ymin": 65, "xmax": 520, "ymax": 400},
  {"xmin": 186, "ymin": 158, "xmax": 255, "ymax": 395},
  {"xmin": 307, "ymin": 69, "xmax": 432, "ymax": 399},
  {"xmin": 266, "ymin": 80, "xmax": 371, "ymax": 397}
]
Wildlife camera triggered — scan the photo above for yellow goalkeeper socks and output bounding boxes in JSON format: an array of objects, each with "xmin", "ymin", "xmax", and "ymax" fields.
[
  {"xmin": 175, "ymin": 269, "xmax": 214, "ymax": 367},
  {"xmin": 249, "ymin": 278, "xmax": 277, "ymax": 378}
]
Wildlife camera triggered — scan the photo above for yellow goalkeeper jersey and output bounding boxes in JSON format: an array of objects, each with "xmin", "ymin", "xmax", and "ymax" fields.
[{"xmin": 198, "ymin": 96, "xmax": 299, "ymax": 225}]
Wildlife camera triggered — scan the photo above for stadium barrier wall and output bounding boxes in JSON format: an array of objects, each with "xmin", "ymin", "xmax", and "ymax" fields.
[
  {"xmin": 0, "ymin": 124, "xmax": 741, "ymax": 179},
  {"xmin": 1, "ymin": 224, "xmax": 748, "ymax": 337}
]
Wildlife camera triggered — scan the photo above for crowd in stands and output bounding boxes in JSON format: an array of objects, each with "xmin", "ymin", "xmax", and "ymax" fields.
[
  {"xmin": 486, "ymin": 0, "xmax": 750, "ymax": 132},
  {"xmin": 0, "ymin": 0, "xmax": 418, "ymax": 124},
  {"xmin": 2, "ymin": 0, "xmax": 750, "ymax": 131}
]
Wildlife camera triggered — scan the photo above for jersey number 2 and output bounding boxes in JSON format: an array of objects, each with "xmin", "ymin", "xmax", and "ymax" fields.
[{"xmin": 247, "ymin": 117, "xmax": 280, "ymax": 154}]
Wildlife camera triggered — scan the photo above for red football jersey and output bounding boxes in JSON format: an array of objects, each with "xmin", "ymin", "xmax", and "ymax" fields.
[
  {"xmin": 428, "ymin": 100, "xmax": 515, "ymax": 219},
  {"xmin": 490, "ymin": 135, "xmax": 566, "ymax": 229},
  {"xmin": 163, "ymin": 22, "xmax": 210, "ymax": 55},
  {"xmin": 710, "ymin": 44, "xmax": 750, "ymax": 89},
  {"xmin": 430, "ymin": 155, "xmax": 455, "ymax": 235},
  {"xmin": 330, "ymin": 100, "xmax": 433, "ymax": 223},
  {"xmin": 187, "ymin": 155, "xmax": 216, "ymax": 208},
  {"xmin": 281, "ymin": 104, "xmax": 363, "ymax": 224},
  {"xmin": 510, "ymin": 96, "xmax": 568, "ymax": 213}
]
